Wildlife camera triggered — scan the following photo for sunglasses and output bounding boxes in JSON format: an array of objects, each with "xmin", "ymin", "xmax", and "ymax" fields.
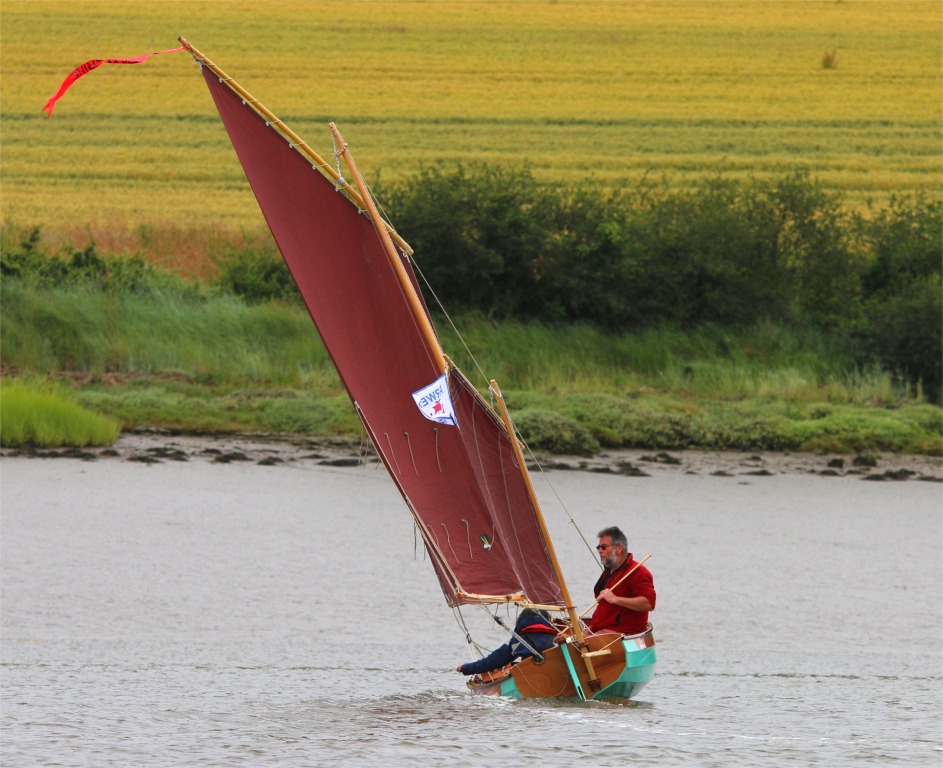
[{"xmin": 596, "ymin": 543, "xmax": 613, "ymax": 551}]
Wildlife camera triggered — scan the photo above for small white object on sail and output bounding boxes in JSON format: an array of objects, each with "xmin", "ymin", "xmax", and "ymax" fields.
[{"xmin": 412, "ymin": 373, "xmax": 458, "ymax": 427}]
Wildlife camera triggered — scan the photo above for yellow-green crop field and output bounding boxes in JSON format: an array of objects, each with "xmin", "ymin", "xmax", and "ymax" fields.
[{"xmin": 2, "ymin": 0, "xmax": 940, "ymax": 243}]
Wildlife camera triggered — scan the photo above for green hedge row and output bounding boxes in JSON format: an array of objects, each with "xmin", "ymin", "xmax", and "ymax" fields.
[
  {"xmin": 384, "ymin": 167, "xmax": 941, "ymax": 402},
  {"xmin": 3, "ymin": 167, "xmax": 939, "ymax": 400}
]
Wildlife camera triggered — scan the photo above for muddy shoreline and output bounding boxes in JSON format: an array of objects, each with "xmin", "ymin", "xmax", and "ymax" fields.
[{"xmin": 3, "ymin": 430, "xmax": 940, "ymax": 482}]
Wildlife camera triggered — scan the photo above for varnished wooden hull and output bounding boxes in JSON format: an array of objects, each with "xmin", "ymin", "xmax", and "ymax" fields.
[{"xmin": 466, "ymin": 625, "xmax": 656, "ymax": 701}]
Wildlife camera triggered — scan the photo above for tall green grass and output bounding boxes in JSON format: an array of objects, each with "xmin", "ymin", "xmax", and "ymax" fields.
[
  {"xmin": 2, "ymin": 276, "xmax": 897, "ymax": 405},
  {"xmin": 439, "ymin": 318, "xmax": 894, "ymax": 404},
  {"xmin": 4, "ymin": 276, "xmax": 939, "ymax": 454},
  {"xmin": 1, "ymin": 380, "xmax": 120, "ymax": 447},
  {"xmin": 1, "ymin": 280, "xmax": 337, "ymax": 390}
]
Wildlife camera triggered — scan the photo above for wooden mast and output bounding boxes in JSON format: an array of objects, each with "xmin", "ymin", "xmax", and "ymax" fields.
[
  {"xmin": 329, "ymin": 123, "xmax": 448, "ymax": 377},
  {"xmin": 177, "ymin": 37, "xmax": 412, "ymax": 256}
]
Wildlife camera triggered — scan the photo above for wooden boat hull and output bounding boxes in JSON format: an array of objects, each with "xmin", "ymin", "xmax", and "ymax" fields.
[{"xmin": 466, "ymin": 625, "xmax": 656, "ymax": 701}]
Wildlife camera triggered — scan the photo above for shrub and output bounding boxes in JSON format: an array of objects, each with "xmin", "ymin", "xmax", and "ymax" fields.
[
  {"xmin": 0, "ymin": 224, "xmax": 190, "ymax": 295},
  {"xmin": 857, "ymin": 196, "xmax": 943, "ymax": 402},
  {"xmin": 381, "ymin": 162, "xmax": 558, "ymax": 318},
  {"xmin": 513, "ymin": 409, "xmax": 600, "ymax": 456}
]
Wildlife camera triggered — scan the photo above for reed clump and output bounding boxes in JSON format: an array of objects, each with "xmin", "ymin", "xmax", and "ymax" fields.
[{"xmin": 1, "ymin": 380, "xmax": 120, "ymax": 447}]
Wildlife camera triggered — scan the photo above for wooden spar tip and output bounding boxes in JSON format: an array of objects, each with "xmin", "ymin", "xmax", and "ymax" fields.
[
  {"xmin": 176, "ymin": 39, "xmax": 413, "ymax": 257},
  {"xmin": 328, "ymin": 123, "xmax": 352, "ymax": 170},
  {"xmin": 328, "ymin": 122, "xmax": 345, "ymax": 150},
  {"xmin": 177, "ymin": 36, "xmax": 197, "ymax": 59}
]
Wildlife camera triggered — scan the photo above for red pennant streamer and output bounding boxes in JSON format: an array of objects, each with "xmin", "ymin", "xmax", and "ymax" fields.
[{"xmin": 43, "ymin": 45, "xmax": 187, "ymax": 117}]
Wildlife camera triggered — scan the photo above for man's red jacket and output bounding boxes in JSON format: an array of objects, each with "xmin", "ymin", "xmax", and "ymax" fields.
[{"xmin": 589, "ymin": 554, "xmax": 656, "ymax": 635}]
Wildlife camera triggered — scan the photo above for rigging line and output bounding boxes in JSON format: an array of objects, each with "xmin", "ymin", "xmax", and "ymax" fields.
[
  {"xmin": 441, "ymin": 523, "xmax": 459, "ymax": 562},
  {"xmin": 404, "ymin": 432, "xmax": 419, "ymax": 475},
  {"xmin": 341, "ymin": 164, "xmax": 407, "ymax": 259},
  {"xmin": 356, "ymin": 405, "xmax": 383, "ymax": 471},
  {"xmin": 473, "ymin": 603, "xmax": 545, "ymax": 661},
  {"xmin": 462, "ymin": 518, "xmax": 473, "ymax": 560},
  {"xmin": 340, "ymin": 171, "xmax": 500, "ymax": 436},
  {"xmin": 452, "ymin": 606, "xmax": 489, "ymax": 655},
  {"xmin": 522, "ymin": 441, "xmax": 598, "ymax": 566},
  {"xmin": 383, "ymin": 432, "xmax": 401, "ymax": 475},
  {"xmin": 596, "ymin": 633, "xmax": 624, "ymax": 652},
  {"xmin": 433, "ymin": 427, "xmax": 443, "ymax": 473},
  {"xmin": 350, "ymin": 181, "xmax": 442, "ymax": 371},
  {"xmin": 487, "ymin": 381, "xmax": 596, "ymax": 569},
  {"xmin": 330, "ymin": 132, "xmax": 350, "ymax": 193},
  {"xmin": 407, "ymin": 257, "xmax": 491, "ymax": 388},
  {"xmin": 358, "ymin": 422, "xmax": 368, "ymax": 468},
  {"xmin": 359, "ymin": 175, "xmax": 398, "ymax": 234}
]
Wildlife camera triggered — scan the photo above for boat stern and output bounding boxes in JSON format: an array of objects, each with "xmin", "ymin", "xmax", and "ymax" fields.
[{"xmin": 591, "ymin": 628, "xmax": 657, "ymax": 700}]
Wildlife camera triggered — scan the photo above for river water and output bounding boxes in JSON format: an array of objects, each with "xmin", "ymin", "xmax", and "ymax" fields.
[{"xmin": 2, "ymin": 442, "xmax": 940, "ymax": 766}]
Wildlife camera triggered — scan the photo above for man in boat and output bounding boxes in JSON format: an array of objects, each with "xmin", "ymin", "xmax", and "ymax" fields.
[
  {"xmin": 588, "ymin": 526, "xmax": 656, "ymax": 636},
  {"xmin": 455, "ymin": 609, "xmax": 557, "ymax": 676}
]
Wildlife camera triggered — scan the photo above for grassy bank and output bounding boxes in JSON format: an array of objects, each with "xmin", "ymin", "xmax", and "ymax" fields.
[{"xmin": 2, "ymin": 278, "xmax": 939, "ymax": 455}]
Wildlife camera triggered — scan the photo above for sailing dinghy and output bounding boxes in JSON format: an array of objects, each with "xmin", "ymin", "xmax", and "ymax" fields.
[{"xmin": 181, "ymin": 39, "xmax": 655, "ymax": 701}]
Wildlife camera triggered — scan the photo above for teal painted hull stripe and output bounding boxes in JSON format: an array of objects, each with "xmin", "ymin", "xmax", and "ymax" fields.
[
  {"xmin": 590, "ymin": 643, "xmax": 657, "ymax": 700},
  {"xmin": 625, "ymin": 645, "xmax": 656, "ymax": 669},
  {"xmin": 560, "ymin": 643, "xmax": 587, "ymax": 701}
]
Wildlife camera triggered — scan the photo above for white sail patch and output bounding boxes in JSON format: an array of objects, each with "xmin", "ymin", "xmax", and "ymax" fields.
[{"xmin": 412, "ymin": 373, "xmax": 458, "ymax": 427}]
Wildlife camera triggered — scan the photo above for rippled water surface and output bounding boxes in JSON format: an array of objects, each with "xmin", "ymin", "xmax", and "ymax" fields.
[{"xmin": 2, "ymin": 449, "xmax": 940, "ymax": 766}]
